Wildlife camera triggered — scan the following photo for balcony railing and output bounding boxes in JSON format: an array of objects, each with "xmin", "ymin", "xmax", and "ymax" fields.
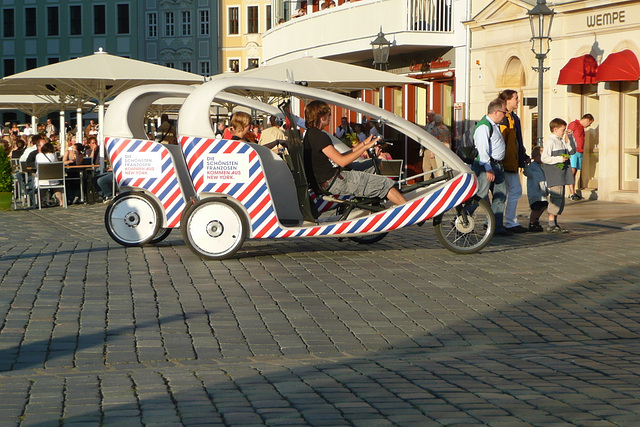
[
  {"xmin": 408, "ymin": 0, "xmax": 452, "ymax": 32},
  {"xmin": 276, "ymin": 0, "xmax": 452, "ymax": 32},
  {"xmin": 265, "ymin": 0, "xmax": 454, "ymax": 63}
]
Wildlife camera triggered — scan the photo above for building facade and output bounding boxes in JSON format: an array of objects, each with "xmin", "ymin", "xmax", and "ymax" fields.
[
  {"xmin": 219, "ymin": 0, "xmax": 272, "ymax": 73},
  {"xmin": 262, "ymin": 0, "xmax": 467, "ymax": 176},
  {"xmin": 141, "ymin": 0, "xmax": 219, "ymax": 77},
  {"xmin": 1, "ymin": 0, "xmax": 139, "ymax": 78},
  {"xmin": 467, "ymin": 0, "xmax": 640, "ymax": 204},
  {"xmin": 0, "ymin": 0, "xmax": 219, "ymax": 125}
]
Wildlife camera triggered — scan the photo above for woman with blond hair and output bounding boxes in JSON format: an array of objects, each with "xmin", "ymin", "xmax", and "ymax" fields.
[{"xmin": 228, "ymin": 112, "xmax": 253, "ymax": 141}]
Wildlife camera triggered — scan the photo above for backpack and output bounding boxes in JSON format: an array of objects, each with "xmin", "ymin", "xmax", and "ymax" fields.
[{"xmin": 456, "ymin": 120, "xmax": 492, "ymax": 164}]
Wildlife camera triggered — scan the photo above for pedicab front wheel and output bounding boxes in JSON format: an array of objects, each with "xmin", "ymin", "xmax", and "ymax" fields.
[
  {"xmin": 433, "ymin": 197, "xmax": 494, "ymax": 254},
  {"xmin": 104, "ymin": 192, "xmax": 162, "ymax": 247},
  {"xmin": 181, "ymin": 197, "xmax": 248, "ymax": 260}
]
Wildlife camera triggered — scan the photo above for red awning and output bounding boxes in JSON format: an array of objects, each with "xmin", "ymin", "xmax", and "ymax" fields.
[
  {"xmin": 595, "ymin": 49, "xmax": 640, "ymax": 82},
  {"xmin": 557, "ymin": 54, "xmax": 598, "ymax": 85}
]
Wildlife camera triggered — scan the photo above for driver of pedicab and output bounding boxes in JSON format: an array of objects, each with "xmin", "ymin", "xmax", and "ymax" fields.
[{"xmin": 302, "ymin": 100, "xmax": 406, "ymax": 206}]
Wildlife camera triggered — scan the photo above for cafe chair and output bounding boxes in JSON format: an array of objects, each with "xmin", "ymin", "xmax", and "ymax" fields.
[
  {"xmin": 11, "ymin": 159, "xmax": 26, "ymax": 209},
  {"xmin": 35, "ymin": 161, "xmax": 67, "ymax": 209},
  {"xmin": 378, "ymin": 159, "xmax": 404, "ymax": 188}
]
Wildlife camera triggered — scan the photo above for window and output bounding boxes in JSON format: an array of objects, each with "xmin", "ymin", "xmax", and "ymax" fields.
[
  {"xmin": 3, "ymin": 59, "xmax": 15, "ymax": 77},
  {"xmin": 164, "ymin": 12, "xmax": 174, "ymax": 37},
  {"xmin": 48, "ymin": 58, "xmax": 59, "ymax": 65},
  {"xmin": 248, "ymin": 58, "xmax": 259, "ymax": 69},
  {"xmin": 229, "ymin": 59, "xmax": 239, "ymax": 73},
  {"xmin": 181, "ymin": 11, "xmax": 191, "ymax": 36},
  {"xmin": 26, "ymin": 58, "xmax": 37, "ymax": 70},
  {"xmin": 117, "ymin": 4, "xmax": 129, "ymax": 34},
  {"xmin": 25, "ymin": 8, "xmax": 36, "ymax": 37},
  {"xmin": 182, "ymin": 62, "xmax": 191, "ymax": 72},
  {"xmin": 147, "ymin": 12, "xmax": 158, "ymax": 38},
  {"xmin": 94, "ymin": 5, "xmax": 106, "ymax": 35},
  {"xmin": 47, "ymin": 7, "xmax": 59, "ymax": 36},
  {"xmin": 199, "ymin": 61, "xmax": 210, "ymax": 76},
  {"xmin": 266, "ymin": 5, "xmax": 272, "ymax": 31},
  {"xmin": 247, "ymin": 6, "xmax": 258, "ymax": 34},
  {"xmin": 165, "ymin": 62, "xmax": 175, "ymax": 69},
  {"xmin": 199, "ymin": 10, "xmax": 210, "ymax": 36},
  {"xmin": 2, "ymin": 9, "xmax": 14, "ymax": 37},
  {"xmin": 70, "ymin": 5, "xmax": 82, "ymax": 35},
  {"xmin": 228, "ymin": 7, "xmax": 239, "ymax": 35},
  {"xmin": 620, "ymin": 83, "xmax": 639, "ymax": 191}
]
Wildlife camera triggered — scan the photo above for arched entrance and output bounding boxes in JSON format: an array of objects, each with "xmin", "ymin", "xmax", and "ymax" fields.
[{"xmin": 500, "ymin": 57, "xmax": 532, "ymax": 149}]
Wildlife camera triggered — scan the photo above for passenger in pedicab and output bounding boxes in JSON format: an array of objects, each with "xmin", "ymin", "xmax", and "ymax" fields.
[
  {"xmin": 228, "ymin": 112, "xmax": 257, "ymax": 143},
  {"xmin": 229, "ymin": 111, "xmax": 286, "ymax": 151},
  {"xmin": 302, "ymin": 100, "xmax": 407, "ymax": 206}
]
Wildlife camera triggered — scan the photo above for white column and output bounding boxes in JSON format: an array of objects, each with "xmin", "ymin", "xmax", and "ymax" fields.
[
  {"xmin": 98, "ymin": 103, "xmax": 106, "ymax": 172},
  {"xmin": 76, "ymin": 107, "xmax": 83, "ymax": 141},
  {"xmin": 59, "ymin": 110, "xmax": 66, "ymax": 157}
]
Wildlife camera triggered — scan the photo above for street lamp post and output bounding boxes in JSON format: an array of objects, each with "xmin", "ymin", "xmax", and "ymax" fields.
[
  {"xmin": 371, "ymin": 28, "xmax": 391, "ymax": 71},
  {"xmin": 527, "ymin": 0, "xmax": 554, "ymax": 147}
]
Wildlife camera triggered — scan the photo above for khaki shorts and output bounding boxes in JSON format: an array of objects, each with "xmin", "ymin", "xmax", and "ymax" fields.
[{"xmin": 326, "ymin": 170, "xmax": 395, "ymax": 199}]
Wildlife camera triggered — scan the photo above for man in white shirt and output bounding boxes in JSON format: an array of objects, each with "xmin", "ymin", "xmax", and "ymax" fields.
[
  {"xmin": 19, "ymin": 136, "xmax": 38, "ymax": 162},
  {"xmin": 22, "ymin": 123, "xmax": 34, "ymax": 136},
  {"xmin": 45, "ymin": 119, "xmax": 57, "ymax": 138},
  {"xmin": 472, "ymin": 98, "xmax": 511, "ymax": 236},
  {"xmin": 334, "ymin": 117, "xmax": 353, "ymax": 139}
]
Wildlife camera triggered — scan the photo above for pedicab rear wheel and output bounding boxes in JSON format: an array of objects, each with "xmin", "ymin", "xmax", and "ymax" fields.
[
  {"xmin": 181, "ymin": 197, "xmax": 248, "ymax": 260},
  {"xmin": 150, "ymin": 228, "xmax": 172, "ymax": 244},
  {"xmin": 349, "ymin": 232, "xmax": 388, "ymax": 244},
  {"xmin": 105, "ymin": 192, "xmax": 162, "ymax": 247},
  {"xmin": 434, "ymin": 197, "xmax": 494, "ymax": 254},
  {"xmin": 339, "ymin": 204, "xmax": 388, "ymax": 244}
]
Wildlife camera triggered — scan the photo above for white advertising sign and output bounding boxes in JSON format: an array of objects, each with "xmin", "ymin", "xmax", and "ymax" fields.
[
  {"xmin": 204, "ymin": 153, "xmax": 249, "ymax": 183},
  {"xmin": 121, "ymin": 152, "xmax": 163, "ymax": 179}
]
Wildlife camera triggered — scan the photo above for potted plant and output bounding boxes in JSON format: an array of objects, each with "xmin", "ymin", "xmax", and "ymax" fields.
[{"xmin": 0, "ymin": 146, "xmax": 12, "ymax": 210}]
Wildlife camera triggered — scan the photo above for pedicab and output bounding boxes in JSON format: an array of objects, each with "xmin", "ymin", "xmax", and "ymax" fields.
[
  {"xmin": 102, "ymin": 78, "xmax": 495, "ymax": 259},
  {"xmin": 101, "ymin": 84, "xmax": 283, "ymax": 246}
]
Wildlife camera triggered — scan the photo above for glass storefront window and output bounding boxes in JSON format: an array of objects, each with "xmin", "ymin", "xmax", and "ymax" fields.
[
  {"xmin": 581, "ymin": 87, "xmax": 599, "ymax": 189},
  {"xmin": 620, "ymin": 82, "xmax": 639, "ymax": 191}
]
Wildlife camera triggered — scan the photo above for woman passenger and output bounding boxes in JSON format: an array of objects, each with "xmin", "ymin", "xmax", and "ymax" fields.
[{"xmin": 228, "ymin": 112, "xmax": 253, "ymax": 141}]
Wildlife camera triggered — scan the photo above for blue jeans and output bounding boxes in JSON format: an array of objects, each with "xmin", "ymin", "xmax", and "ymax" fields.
[
  {"xmin": 472, "ymin": 160, "xmax": 507, "ymax": 231},
  {"xmin": 93, "ymin": 171, "xmax": 114, "ymax": 198}
]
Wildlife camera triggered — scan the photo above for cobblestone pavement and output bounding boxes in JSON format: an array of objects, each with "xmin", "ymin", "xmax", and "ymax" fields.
[{"xmin": 0, "ymin": 199, "xmax": 639, "ymax": 426}]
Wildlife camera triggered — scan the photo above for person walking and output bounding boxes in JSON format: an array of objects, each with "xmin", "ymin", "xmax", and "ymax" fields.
[
  {"xmin": 523, "ymin": 146, "xmax": 548, "ymax": 232},
  {"xmin": 540, "ymin": 118, "xmax": 576, "ymax": 233},
  {"xmin": 498, "ymin": 89, "xmax": 530, "ymax": 233},
  {"xmin": 567, "ymin": 113, "xmax": 594, "ymax": 200},
  {"xmin": 420, "ymin": 110, "xmax": 439, "ymax": 178},
  {"xmin": 472, "ymin": 98, "xmax": 511, "ymax": 236}
]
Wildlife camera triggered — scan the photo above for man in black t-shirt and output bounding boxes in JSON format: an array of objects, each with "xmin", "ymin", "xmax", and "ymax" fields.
[{"xmin": 302, "ymin": 100, "xmax": 406, "ymax": 206}]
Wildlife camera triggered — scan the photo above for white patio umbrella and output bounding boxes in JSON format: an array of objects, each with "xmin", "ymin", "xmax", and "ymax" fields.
[
  {"xmin": 0, "ymin": 95, "xmax": 67, "ymax": 130},
  {"xmin": 214, "ymin": 57, "xmax": 422, "ymax": 93},
  {"xmin": 0, "ymin": 48, "xmax": 203, "ymax": 168},
  {"xmin": 213, "ymin": 57, "xmax": 424, "ymax": 175}
]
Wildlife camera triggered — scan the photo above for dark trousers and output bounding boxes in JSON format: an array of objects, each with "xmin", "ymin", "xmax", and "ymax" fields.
[{"xmin": 472, "ymin": 160, "xmax": 507, "ymax": 231}]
